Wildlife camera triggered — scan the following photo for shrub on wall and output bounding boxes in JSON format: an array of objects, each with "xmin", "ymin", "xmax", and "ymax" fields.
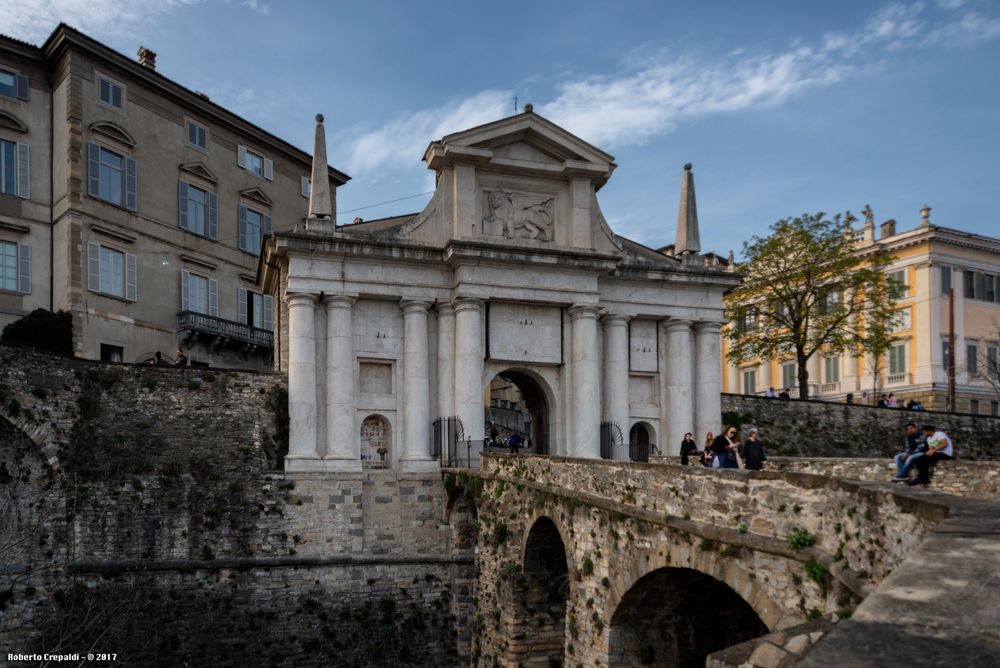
[{"xmin": 1, "ymin": 309, "xmax": 73, "ymax": 355}]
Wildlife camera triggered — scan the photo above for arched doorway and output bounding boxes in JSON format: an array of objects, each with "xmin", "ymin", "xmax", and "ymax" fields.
[
  {"xmin": 485, "ymin": 370, "xmax": 550, "ymax": 454},
  {"xmin": 517, "ymin": 517, "xmax": 569, "ymax": 663},
  {"xmin": 629, "ymin": 422, "xmax": 653, "ymax": 462},
  {"xmin": 607, "ymin": 567, "xmax": 767, "ymax": 667}
]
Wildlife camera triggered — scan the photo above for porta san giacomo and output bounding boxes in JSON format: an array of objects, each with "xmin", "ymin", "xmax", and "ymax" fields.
[{"xmin": 2, "ymin": 106, "xmax": 999, "ymax": 668}]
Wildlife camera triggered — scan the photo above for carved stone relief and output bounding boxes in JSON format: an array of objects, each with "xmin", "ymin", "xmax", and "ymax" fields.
[{"xmin": 482, "ymin": 190, "xmax": 555, "ymax": 242}]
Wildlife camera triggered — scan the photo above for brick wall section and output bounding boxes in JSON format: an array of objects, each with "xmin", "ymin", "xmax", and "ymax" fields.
[
  {"xmin": 721, "ymin": 393, "xmax": 1000, "ymax": 459},
  {"xmin": 0, "ymin": 346, "xmax": 473, "ymax": 666}
]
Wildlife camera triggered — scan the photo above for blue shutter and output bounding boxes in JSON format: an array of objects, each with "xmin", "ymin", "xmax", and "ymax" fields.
[
  {"xmin": 238, "ymin": 288, "xmax": 247, "ymax": 324},
  {"xmin": 16, "ymin": 143, "xmax": 29, "ymax": 199},
  {"xmin": 15, "ymin": 74, "xmax": 29, "ymax": 101},
  {"xmin": 124, "ymin": 157, "xmax": 137, "ymax": 211},
  {"xmin": 207, "ymin": 191, "xmax": 218, "ymax": 240},
  {"xmin": 87, "ymin": 242, "xmax": 100, "ymax": 293},
  {"xmin": 264, "ymin": 214, "xmax": 272, "ymax": 238},
  {"xmin": 18, "ymin": 244, "xmax": 30, "ymax": 294},
  {"xmin": 263, "ymin": 294, "xmax": 273, "ymax": 331},
  {"xmin": 178, "ymin": 180, "xmax": 189, "ymax": 230},
  {"xmin": 125, "ymin": 252, "xmax": 137, "ymax": 301},
  {"xmin": 181, "ymin": 270, "xmax": 190, "ymax": 311},
  {"xmin": 87, "ymin": 142, "xmax": 100, "ymax": 198},
  {"xmin": 208, "ymin": 278, "xmax": 218, "ymax": 317},
  {"xmin": 238, "ymin": 205, "xmax": 248, "ymax": 251}
]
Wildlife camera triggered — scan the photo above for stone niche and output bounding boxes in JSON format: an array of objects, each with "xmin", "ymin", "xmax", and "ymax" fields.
[{"xmin": 360, "ymin": 413, "xmax": 391, "ymax": 469}]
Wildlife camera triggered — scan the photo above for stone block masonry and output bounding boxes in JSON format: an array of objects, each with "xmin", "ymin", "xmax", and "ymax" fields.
[
  {"xmin": 0, "ymin": 346, "xmax": 473, "ymax": 666},
  {"xmin": 721, "ymin": 393, "xmax": 1000, "ymax": 459}
]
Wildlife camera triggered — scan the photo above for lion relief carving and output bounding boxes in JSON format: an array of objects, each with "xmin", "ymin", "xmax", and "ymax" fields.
[{"xmin": 483, "ymin": 190, "xmax": 555, "ymax": 242}]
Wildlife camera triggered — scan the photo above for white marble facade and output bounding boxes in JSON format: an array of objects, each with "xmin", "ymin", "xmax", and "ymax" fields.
[{"xmin": 263, "ymin": 111, "xmax": 739, "ymax": 472}]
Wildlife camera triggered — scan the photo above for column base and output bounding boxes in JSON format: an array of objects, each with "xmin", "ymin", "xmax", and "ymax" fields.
[
  {"xmin": 285, "ymin": 455, "xmax": 362, "ymax": 473},
  {"xmin": 400, "ymin": 456, "xmax": 440, "ymax": 473}
]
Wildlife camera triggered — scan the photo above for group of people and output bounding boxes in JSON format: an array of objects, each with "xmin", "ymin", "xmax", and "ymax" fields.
[
  {"xmin": 878, "ymin": 393, "xmax": 925, "ymax": 410},
  {"xmin": 763, "ymin": 387, "xmax": 792, "ymax": 399},
  {"xmin": 679, "ymin": 427, "xmax": 766, "ymax": 471},
  {"xmin": 893, "ymin": 423, "xmax": 954, "ymax": 486}
]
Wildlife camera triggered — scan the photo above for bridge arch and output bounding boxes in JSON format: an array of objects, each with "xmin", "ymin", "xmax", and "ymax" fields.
[{"xmin": 483, "ymin": 365, "xmax": 558, "ymax": 455}]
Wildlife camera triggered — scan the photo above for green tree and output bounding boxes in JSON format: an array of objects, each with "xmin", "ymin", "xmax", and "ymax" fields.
[{"xmin": 725, "ymin": 212, "xmax": 902, "ymax": 399}]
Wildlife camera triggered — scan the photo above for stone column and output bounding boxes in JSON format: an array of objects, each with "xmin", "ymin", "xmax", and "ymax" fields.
[
  {"xmin": 807, "ymin": 355, "xmax": 820, "ymax": 398},
  {"xmin": 758, "ymin": 360, "xmax": 772, "ymax": 395},
  {"xmin": 570, "ymin": 304, "xmax": 602, "ymax": 459},
  {"xmin": 437, "ymin": 302, "xmax": 456, "ymax": 418},
  {"xmin": 324, "ymin": 295, "xmax": 358, "ymax": 470},
  {"xmin": 602, "ymin": 313, "xmax": 631, "ymax": 459},
  {"xmin": 286, "ymin": 293, "xmax": 319, "ymax": 468},
  {"xmin": 694, "ymin": 321, "xmax": 723, "ymax": 452},
  {"xmin": 401, "ymin": 299, "xmax": 435, "ymax": 471},
  {"xmin": 454, "ymin": 298, "xmax": 485, "ymax": 444},
  {"xmin": 664, "ymin": 320, "xmax": 693, "ymax": 454}
]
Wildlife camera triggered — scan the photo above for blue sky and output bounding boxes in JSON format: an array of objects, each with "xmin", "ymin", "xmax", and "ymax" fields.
[{"xmin": 4, "ymin": 0, "xmax": 999, "ymax": 256}]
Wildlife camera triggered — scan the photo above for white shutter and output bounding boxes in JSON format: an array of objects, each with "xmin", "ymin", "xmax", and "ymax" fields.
[
  {"xmin": 238, "ymin": 288, "xmax": 247, "ymax": 324},
  {"xmin": 263, "ymin": 158, "xmax": 273, "ymax": 181},
  {"xmin": 208, "ymin": 278, "xmax": 218, "ymax": 317},
  {"xmin": 237, "ymin": 144, "xmax": 247, "ymax": 169},
  {"xmin": 125, "ymin": 157, "xmax": 138, "ymax": 211},
  {"xmin": 181, "ymin": 270, "xmax": 190, "ymax": 311},
  {"xmin": 178, "ymin": 180, "xmax": 189, "ymax": 230},
  {"xmin": 18, "ymin": 244, "xmax": 30, "ymax": 294},
  {"xmin": 207, "ymin": 191, "xmax": 218, "ymax": 240},
  {"xmin": 300, "ymin": 175, "xmax": 310, "ymax": 198},
  {"xmin": 16, "ymin": 143, "xmax": 29, "ymax": 199},
  {"xmin": 125, "ymin": 252, "xmax": 137, "ymax": 301},
  {"xmin": 87, "ymin": 142, "xmax": 100, "ymax": 198},
  {"xmin": 238, "ymin": 205, "xmax": 248, "ymax": 251},
  {"xmin": 87, "ymin": 242, "xmax": 100, "ymax": 293},
  {"xmin": 263, "ymin": 294, "xmax": 273, "ymax": 331}
]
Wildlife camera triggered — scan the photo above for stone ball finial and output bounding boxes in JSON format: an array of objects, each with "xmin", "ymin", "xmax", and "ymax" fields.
[
  {"xmin": 316, "ymin": 113, "xmax": 324, "ymax": 124},
  {"xmin": 523, "ymin": 103, "xmax": 534, "ymax": 113},
  {"xmin": 684, "ymin": 162, "xmax": 693, "ymax": 171}
]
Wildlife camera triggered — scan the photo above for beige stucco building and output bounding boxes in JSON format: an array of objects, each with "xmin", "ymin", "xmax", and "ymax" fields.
[
  {"xmin": 0, "ymin": 25, "xmax": 348, "ymax": 368},
  {"xmin": 723, "ymin": 209, "xmax": 1000, "ymax": 415}
]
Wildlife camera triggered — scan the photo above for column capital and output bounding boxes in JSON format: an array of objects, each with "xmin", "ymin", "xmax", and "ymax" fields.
[
  {"xmin": 325, "ymin": 294, "xmax": 356, "ymax": 310},
  {"xmin": 400, "ymin": 298, "xmax": 434, "ymax": 314},
  {"xmin": 436, "ymin": 301, "xmax": 456, "ymax": 317},
  {"xmin": 452, "ymin": 297, "xmax": 484, "ymax": 313},
  {"xmin": 601, "ymin": 312, "xmax": 631, "ymax": 326},
  {"xmin": 664, "ymin": 318, "xmax": 693, "ymax": 332},
  {"xmin": 287, "ymin": 292, "xmax": 318, "ymax": 307},
  {"xmin": 694, "ymin": 320, "xmax": 725, "ymax": 333},
  {"xmin": 568, "ymin": 303, "xmax": 602, "ymax": 320}
]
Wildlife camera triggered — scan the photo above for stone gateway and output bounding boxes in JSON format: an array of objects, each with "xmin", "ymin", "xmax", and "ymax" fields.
[{"xmin": 261, "ymin": 110, "xmax": 739, "ymax": 472}]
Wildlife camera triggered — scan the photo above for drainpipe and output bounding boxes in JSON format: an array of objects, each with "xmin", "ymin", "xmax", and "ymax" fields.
[{"xmin": 47, "ymin": 63, "xmax": 54, "ymax": 312}]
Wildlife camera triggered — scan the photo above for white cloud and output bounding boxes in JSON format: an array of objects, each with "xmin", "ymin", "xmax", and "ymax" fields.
[
  {"xmin": 344, "ymin": 90, "xmax": 512, "ymax": 176},
  {"xmin": 0, "ymin": 0, "xmax": 205, "ymax": 44}
]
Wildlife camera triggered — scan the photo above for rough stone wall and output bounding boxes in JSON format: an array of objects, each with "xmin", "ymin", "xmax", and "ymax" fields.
[
  {"xmin": 465, "ymin": 456, "xmax": 949, "ymax": 668},
  {"xmin": 0, "ymin": 346, "xmax": 472, "ymax": 666},
  {"xmin": 721, "ymin": 393, "xmax": 1000, "ymax": 459}
]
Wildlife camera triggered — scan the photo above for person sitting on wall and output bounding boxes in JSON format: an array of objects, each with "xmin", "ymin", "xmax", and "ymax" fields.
[
  {"xmin": 680, "ymin": 433, "xmax": 699, "ymax": 465},
  {"xmin": 711, "ymin": 426, "xmax": 742, "ymax": 469},
  {"xmin": 778, "ymin": 388, "xmax": 791, "ymax": 400},
  {"xmin": 893, "ymin": 422, "xmax": 926, "ymax": 482},
  {"xmin": 909, "ymin": 425, "xmax": 954, "ymax": 486},
  {"xmin": 878, "ymin": 394, "xmax": 889, "ymax": 408},
  {"xmin": 887, "ymin": 393, "xmax": 898, "ymax": 408},
  {"xmin": 742, "ymin": 429, "xmax": 766, "ymax": 471},
  {"xmin": 765, "ymin": 387, "xmax": 777, "ymax": 398}
]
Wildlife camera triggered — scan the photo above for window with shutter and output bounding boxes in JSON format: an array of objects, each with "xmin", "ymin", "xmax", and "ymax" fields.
[
  {"xmin": 98, "ymin": 76, "xmax": 124, "ymax": 110},
  {"xmin": 16, "ymin": 143, "xmax": 29, "ymax": 199},
  {"xmin": 87, "ymin": 242, "xmax": 128, "ymax": 299},
  {"xmin": 237, "ymin": 144, "xmax": 247, "ymax": 169},
  {"xmin": 89, "ymin": 143, "xmax": 135, "ymax": 207},
  {"xmin": 125, "ymin": 252, "xmax": 137, "ymax": 301},
  {"xmin": 183, "ymin": 271, "xmax": 209, "ymax": 314},
  {"xmin": 18, "ymin": 243, "xmax": 30, "ymax": 294},
  {"xmin": 263, "ymin": 158, "xmax": 273, "ymax": 181},
  {"xmin": 186, "ymin": 121, "xmax": 208, "ymax": 150},
  {"xmin": 301, "ymin": 176, "xmax": 310, "ymax": 198},
  {"xmin": 178, "ymin": 180, "xmax": 189, "ymax": 230},
  {"xmin": 0, "ymin": 69, "xmax": 14, "ymax": 98},
  {"xmin": 208, "ymin": 278, "xmax": 218, "ymax": 317},
  {"xmin": 207, "ymin": 192, "xmax": 218, "ymax": 240},
  {"xmin": 0, "ymin": 241, "xmax": 18, "ymax": 292},
  {"xmin": 0, "ymin": 140, "xmax": 15, "ymax": 195},
  {"xmin": 238, "ymin": 288, "xmax": 248, "ymax": 324},
  {"xmin": 125, "ymin": 157, "xmax": 138, "ymax": 211},
  {"xmin": 239, "ymin": 206, "xmax": 266, "ymax": 255},
  {"xmin": 15, "ymin": 73, "xmax": 29, "ymax": 101}
]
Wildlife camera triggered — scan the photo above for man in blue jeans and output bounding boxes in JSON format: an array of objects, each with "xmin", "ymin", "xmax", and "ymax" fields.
[
  {"xmin": 909, "ymin": 425, "xmax": 954, "ymax": 486},
  {"xmin": 893, "ymin": 423, "xmax": 926, "ymax": 482}
]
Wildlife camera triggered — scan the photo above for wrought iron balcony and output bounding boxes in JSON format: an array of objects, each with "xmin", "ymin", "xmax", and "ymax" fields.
[{"xmin": 177, "ymin": 310, "xmax": 273, "ymax": 349}]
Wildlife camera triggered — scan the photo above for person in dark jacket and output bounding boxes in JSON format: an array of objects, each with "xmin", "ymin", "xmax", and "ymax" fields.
[
  {"xmin": 742, "ymin": 429, "xmax": 766, "ymax": 471},
  {"xmin": 711, "ymin": 426, "xmax": 741, "ymax": 469},
  {"xmin": 679, "ymin": 433, "xmax": 698, "ymax": 465}
]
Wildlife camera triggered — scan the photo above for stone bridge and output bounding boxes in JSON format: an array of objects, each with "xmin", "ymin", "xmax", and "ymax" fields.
[{"xmin": 458, "ymin": 455, "xmax": 1000, "ymax": 667}]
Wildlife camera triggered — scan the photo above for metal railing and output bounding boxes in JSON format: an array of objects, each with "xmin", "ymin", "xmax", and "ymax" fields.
[
  {"xmin": 600, "ymin": 421, "xmax": 628, "ymax": 461},
  {"xmin": 433, "ymin": 416, "xmax": 482, "ymax": 469},
  {"xmin": 177, "ymin": 310, "xmax": 273, "ymax": 348},
  {"xmin": 630, "ymin": 439, "xmax": 651, "ymax": 463}
]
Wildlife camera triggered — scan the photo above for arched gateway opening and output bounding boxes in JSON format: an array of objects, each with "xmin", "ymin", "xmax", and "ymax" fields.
[
  {"xmin": 608, "ymin": 567, "xmax": 767, "ymax": 667},
  {"xmin": 515, "ymin": 517, "xmax": 569, "ymax": 663},
  {"xmin": 485, "ymin": 370, "xmax": 550, "ymax": 454}
]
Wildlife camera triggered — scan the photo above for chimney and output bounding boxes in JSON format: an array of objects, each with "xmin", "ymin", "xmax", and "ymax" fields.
[
  {"xmin": 138, "ymin": 47, "xmax": 157, "ymax": 70},
  {"xmin": 920, "ymin": 204, "xmax": 932, "ymax": 227},
  {"xmin": 880, "ymin": 219, "xmax": 897, "ymax": 239}
]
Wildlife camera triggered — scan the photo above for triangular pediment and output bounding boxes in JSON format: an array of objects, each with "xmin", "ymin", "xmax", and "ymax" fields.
[
  {"xmin": 179, "ymin": 161, "xmax": 218, "ymax": 183},
  {"xmin": 240, "ymin": 187, "xmax": 272, "ymax": 206}
]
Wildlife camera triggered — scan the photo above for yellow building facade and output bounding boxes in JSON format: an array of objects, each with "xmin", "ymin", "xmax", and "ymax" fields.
[{"xmin": 722, "ymin": 210, "xmax": 1000, "ymax": 415}]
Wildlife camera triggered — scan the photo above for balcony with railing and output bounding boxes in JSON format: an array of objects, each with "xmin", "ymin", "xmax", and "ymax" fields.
[
  {"xmin": 886, "ymin": 372, "xmax": 911, "ymax": 386},
  {"xmin": 820, "ymin": 381, "xmax": 840, "ymax": 394},
  {"xmin": 177, "ymin": 310, "xmax": 273, "ymax": 350}
]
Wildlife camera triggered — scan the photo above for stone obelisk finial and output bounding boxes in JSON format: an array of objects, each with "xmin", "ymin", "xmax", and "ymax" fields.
[
  {"xmin": 308, "ymin": 113, "xmax": 332, "ymax": 220},
  {"xmin": 675, "ymin": 162, "xmax": 701, "ymax": 255}
]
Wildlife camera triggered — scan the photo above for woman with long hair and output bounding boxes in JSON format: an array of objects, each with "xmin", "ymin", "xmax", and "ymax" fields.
[{"xmin": 711, "ymin": 426, "xmax": 742, "ymax": 469}]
